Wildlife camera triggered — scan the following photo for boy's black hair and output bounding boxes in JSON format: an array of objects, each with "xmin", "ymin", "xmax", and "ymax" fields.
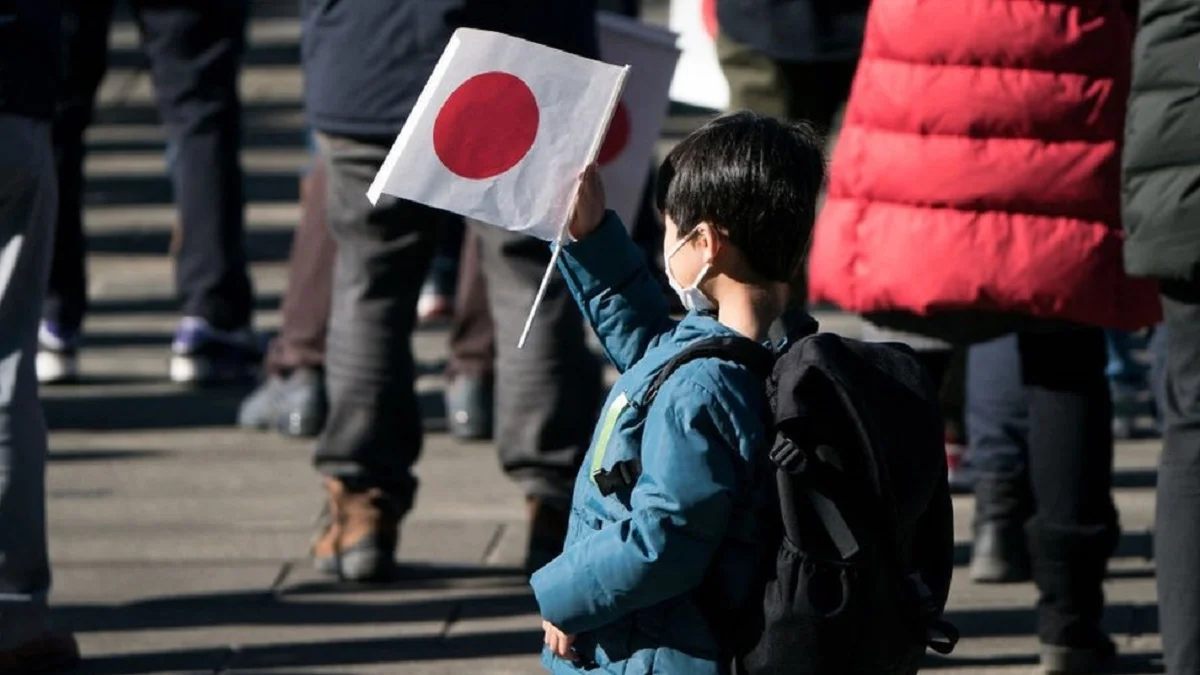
[{"xmin": 655, "ymin": 111, "xmax": 825, "ymax": 283}]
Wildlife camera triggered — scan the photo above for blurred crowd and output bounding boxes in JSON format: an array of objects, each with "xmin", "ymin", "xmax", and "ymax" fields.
[{"xmin": 0, "ymin": 0, "xmax": 1196, "ymax": 673}]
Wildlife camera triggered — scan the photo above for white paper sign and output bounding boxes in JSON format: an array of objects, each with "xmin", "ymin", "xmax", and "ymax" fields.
[
  {"xmin": 596, "ymin": 12, "xmax": 681, "ymax": 230},
  {"xmin": 668, "ymin": 0, "xmax": 729, "ymax": 110},
  {"xmin": 368, "ymin": 28, "xmax": 629, "ymax": 242}
]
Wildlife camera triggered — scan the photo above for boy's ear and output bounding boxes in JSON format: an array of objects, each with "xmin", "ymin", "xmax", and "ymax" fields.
[{"xmin": 696, "ymin": 222, "xmax": 725, "ymax": 260}]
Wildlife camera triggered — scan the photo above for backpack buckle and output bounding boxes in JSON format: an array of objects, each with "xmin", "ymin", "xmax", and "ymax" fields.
[
  {"xmin": 594, "ymin": 459, "xmax": 642, "ymax": 496},
  {"xmin": 769, "ymin": 435, "xmax": 807, "ymax": 473}
]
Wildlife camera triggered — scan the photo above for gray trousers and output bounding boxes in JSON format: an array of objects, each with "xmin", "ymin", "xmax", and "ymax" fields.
[
  {"xmin": 1155, "ymin": 282, "xmax": 1200, "ymax": 674},
  {"xmin": 313, "ymin": 133, "xmax": 599, "ymax": 510},
  {"xmin": 470, "ymin": 222, "xmax": 601, "ymax": 506},
  {"xmin": 0, "ymin": 115, "xmax": 57, "ymax": 649},
  {"xmin": 312, "ymin": 133, "xmax": 443, "ymax": 514}
]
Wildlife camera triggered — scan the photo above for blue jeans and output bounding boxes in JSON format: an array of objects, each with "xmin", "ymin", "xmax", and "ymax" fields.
[
  {"xmin": 1104, "ymin": 329, "xmax": 1149, "ymax": 384},
  {"xmin": 966, "ymin": 335, "xmax": 1028, "ymax": 476}
]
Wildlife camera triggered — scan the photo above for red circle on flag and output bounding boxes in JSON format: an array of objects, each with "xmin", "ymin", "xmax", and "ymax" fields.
[
  {"xmin": 433, "ymin": 72, "xmax": 540, "ymax": 180},
  {"xmin": 598, "ymin": 102, "xmax": 632, "ymax": 167},
  {"xmin": 702, "ymin": 0, "xmax": 719, "ymax": 40}
]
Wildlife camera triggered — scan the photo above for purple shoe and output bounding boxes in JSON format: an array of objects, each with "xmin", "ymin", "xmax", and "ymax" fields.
[{"xmin": 169, "ymin": 317, "xmax": 262, "ymax": 384}]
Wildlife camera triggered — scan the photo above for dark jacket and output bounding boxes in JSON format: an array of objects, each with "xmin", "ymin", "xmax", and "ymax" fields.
[
  {"xmin": 0, "ymin": 0, "xmax": 60, "ymax": 120},
  {"xmin": 716, "ymin": 0, "xmax": 867, "ymax": 62},
  {"xmin": 301, "ymin": 0, "xmax": 598, "ymax": 139},
  {"xmin": 1122, "ymin": 0, "xmax": 1200, "ymax": 284}
]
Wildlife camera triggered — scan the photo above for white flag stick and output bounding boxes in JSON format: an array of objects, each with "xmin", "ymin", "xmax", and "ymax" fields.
[
  {"xmin": 518, "ymin": 222, "xmax": 571, "ymax": 349},
  {"xmin": 517, "ymin": 66, "xmax": 631, "ymax": 350}
]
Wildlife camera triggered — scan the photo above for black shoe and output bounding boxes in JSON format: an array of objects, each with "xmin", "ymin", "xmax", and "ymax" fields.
[
  {"xmin": 276, "ymin": 367, "xmax": 327, "ymax": 438},
  {"xmin": 446, "ymin": 374, "xmax": 494, "ymax": 441},
  {"xmin": 0, "ymin": 629, "xmax": 81, "ymax": 674},
  {"xmin": 1040, "ymin": 634, "xmax": 1117, "ymax": 674},
  {"xmin": 970, "ymin": 472, "xmax": 1034, "ymax": 583},
  {"xmin": 1027, "ymin": 517, "xmax": 1119, "ymax": 655},
  {"xmin": 238, "ymin": 375, "xmax": 290, "ymax": 431}
]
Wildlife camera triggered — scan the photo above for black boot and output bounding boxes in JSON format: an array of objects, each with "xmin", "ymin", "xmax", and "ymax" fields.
[
  {"xmin": 1026, "ymin": 517, "xmax": 1120, "ymax": 674},
  {"xmin": 970, "ymin": 472, "xmax": 1033, "ymax": 583}
]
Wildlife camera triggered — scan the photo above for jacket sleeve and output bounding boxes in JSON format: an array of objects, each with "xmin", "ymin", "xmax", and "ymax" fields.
[
  {"xmin": 530, "ymin": 377, "xmax": 738, "ymax": 634},
  {"xmin": 557, "ymin": 210, "xmax": 675, "ymax": 373}
]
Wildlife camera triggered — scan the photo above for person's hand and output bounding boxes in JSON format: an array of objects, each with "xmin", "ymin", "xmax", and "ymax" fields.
[
  {"xmin": 568, "ymin": 164, "xmax": 606, "ymax": 240},
  {"xmin": 542, "ymin": 619, "xmax": 578, "ymax": 661}
]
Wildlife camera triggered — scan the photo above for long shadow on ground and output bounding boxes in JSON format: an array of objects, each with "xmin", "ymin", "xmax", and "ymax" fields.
[
  {"xmin": 59, "ymin": 561, "xmax": 536, "ymax": 674},
  {"xmin": 953, "ymin": 530, "xmax": 1154, "ymax": 566},
  {"xmin": 79, "ymin": 629, "xmax": 543, "ymax": 675},
  {"xmin": 43, "ymin": 389, "xmax": 447, "ymax": 432}
]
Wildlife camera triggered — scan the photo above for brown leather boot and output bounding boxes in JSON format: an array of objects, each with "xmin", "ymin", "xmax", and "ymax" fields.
[
  {"xmin": 312, "ymin": 478, "xmax": 401, "ymax": 582},
  {"xmin": 525, "ymin": 497, "xmax": 570, "ymax": 577},
  {"xmin": 0, "ymin": 630, "xmax": 80, "ymax": 674}
]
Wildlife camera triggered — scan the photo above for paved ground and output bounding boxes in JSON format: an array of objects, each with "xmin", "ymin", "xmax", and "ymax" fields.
[{"xmin": 44, "ymin": 3, "xmax": 1164, "ymax": 673}]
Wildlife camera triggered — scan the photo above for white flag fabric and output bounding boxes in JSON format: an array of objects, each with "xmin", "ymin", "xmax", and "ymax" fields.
[
  {"xmin": 368, "ymin": 28, "xmax": 629, "ymax": 243},
  {"xmin": 668, "ymin": 0, "xmax": 729, "ymax": 110},
  {"xmin": 596, "ymin": 13, "xmax": 681, "ymax": 230}
]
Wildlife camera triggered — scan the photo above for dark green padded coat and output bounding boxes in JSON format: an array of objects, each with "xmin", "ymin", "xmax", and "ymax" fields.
[{"xmin": 1122, "ymin": 0, "xmax": 1200, "ymax": 284}]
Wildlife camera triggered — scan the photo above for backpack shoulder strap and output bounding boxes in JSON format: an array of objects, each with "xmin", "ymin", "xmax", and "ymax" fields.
[
  {"xmin": 643, "ymin": 335, "xmax": 775, "ymax": 410},
  {"xmin": 592, "ymin": 336, "xmax": 774, "ymax": 497}
]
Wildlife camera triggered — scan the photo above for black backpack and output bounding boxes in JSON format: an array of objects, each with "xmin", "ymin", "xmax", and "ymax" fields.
[{"xmin": 634, "ymin": 332, "xmax": 959, "ymax": 675}]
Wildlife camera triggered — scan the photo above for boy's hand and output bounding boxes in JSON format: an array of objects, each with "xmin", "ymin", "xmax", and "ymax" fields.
[
  {"xmin": 542, "ymin": 620, "xmax": 578, "ymax": 661},
  {"xmin": 568, "ymin": 164, "xmax": 606, "ymax": 240}
]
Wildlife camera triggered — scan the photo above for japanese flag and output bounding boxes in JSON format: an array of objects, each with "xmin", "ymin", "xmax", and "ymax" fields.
[
  {"xmin": 596, "ymin": 13, "xmax": 681, "ymax": 230},
  {"xmin": 368, "ymin": 29, "xmax": 629, "ymax": 348},
  {"xmin": 368, "ymin": 29, "xmax": 629, "ymax": 243},
  {"xmin": 668, "ymin": 0, "xmax": 729, "ymax": 110}
]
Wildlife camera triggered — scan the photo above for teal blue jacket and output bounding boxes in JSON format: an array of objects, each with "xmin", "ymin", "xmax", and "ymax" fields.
[{"xmin": 530, "ymin": 213, "xmax": 774, "ymax": 674}]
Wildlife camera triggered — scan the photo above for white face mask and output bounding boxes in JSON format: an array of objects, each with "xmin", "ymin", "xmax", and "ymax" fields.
[{"xmin": 666, "ymin": 229, "xmax": 716, "ymax": 312}]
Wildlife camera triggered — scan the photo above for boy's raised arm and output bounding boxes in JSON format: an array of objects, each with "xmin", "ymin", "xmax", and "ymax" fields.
[
  {"xmin": 529, "ymin": 378, "xmax": 737, "ymax": 634},
  {"xmin": 556, "ymin": 167, "xmax": 674, "ymax": 373}
]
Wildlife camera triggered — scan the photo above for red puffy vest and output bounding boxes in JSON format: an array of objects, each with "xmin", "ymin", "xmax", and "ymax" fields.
[{"xmin": 808, "ymin": 0, "xmax": 1160, "ymax": 331}]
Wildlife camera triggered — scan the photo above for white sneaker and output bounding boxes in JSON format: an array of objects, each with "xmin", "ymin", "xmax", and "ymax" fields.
[{"xmin": 36, "ymin": 322, "xmax": 79, "ymax": 384}]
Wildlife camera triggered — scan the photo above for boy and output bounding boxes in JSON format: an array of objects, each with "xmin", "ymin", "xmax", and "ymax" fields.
[{"xmin": 530, "ymin": 112, "xmax": 825, "ymax": 674}]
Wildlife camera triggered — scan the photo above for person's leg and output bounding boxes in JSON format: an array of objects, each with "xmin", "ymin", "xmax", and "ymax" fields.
[
  {"xmin": 1018, "ymin": 327, "xmax": 1118, "ymax": 668},
  {"xmin": 470, "ymin": 221, "xmax": 602, "ymax": 572},
  {"xmin": 1149, "ymin": 322, "xmax": 1167, "ymax": 429},
  {"xmin": 0, "ymin": 115, "xmax": 79, "ymax": 669},
  {"xmin": 776, "ymin": 58, "xmax": 857, "ymax": 312},
  {"xmin": 1154, "ymin": 282, "xmax": 1200, "ymax": 674},
  {"xmin": 417, "ymin": 216, "xmax": 463, "ymax": 323},
  {"xmin": 966, "ymin": 335, "xmax": 1033, "ymax": 583},
  {"xmin": 1105, "ymin": 329, "xmax": 1151, "ymax": 439},
  {"xmin": 597, "ymin": 0, "xmax": 640, "ymax": 16},
  {"xmin": 134, "ymin": 0, "xmax": 258, "ymax": 381},
  {"xmin": 240, "ymin": 145, "xmax": 334, "ymax": 437},
  {"xmin": 941, "ymin": 347, "xmax": 973, "ymax": 487},
  {"xmin": 271, "ymin": 151, "xmax": 334, "ymax": 377},
  {"xmin": 310, "ymin": 133, "xmax": 442, "ymax": 582},
  {"xmin": 39, "ymin": 0, "xmax": 117, "ymax": 384},
  {"xmin": 779, "ymin": 59, "xmax": 857, "ymax": 134},
  {"xmin": 445, "ymin": 229, "xmax": 496, "ymax": 440},
  {"xmin": 716, "ymin": 32, "xmax": 789, "ymax": 119}
]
